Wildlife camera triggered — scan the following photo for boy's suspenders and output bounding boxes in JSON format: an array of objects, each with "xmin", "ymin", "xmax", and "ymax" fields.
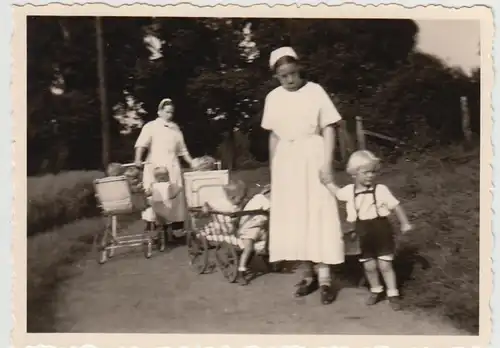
[{"xmin": 353, "ymin": 184, "xmax": 380, "ymax": 221}]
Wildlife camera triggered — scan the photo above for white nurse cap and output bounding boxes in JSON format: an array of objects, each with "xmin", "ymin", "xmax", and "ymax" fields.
[
  {"xmin": 158, "ymin": 98, "xmax": 173, "ymax": 111},
  {"xmin": 269, "ymin": 46, "xmax": 298, "ymax": 69}
]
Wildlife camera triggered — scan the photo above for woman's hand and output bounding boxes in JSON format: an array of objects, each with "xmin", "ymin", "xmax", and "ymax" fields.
[
  {"xmin": 319, "ymin": 163, "xmax": 333, "ymax": 185},
  {"xmin": 134, "ymin": 147, "xmax": 146, "ymax": 168}
]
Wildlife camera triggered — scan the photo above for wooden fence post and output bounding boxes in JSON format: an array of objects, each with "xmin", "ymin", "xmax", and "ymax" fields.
[
  {"xmin": 460, "ymin": 96, "xmax": 473, "ymax": 147},
  {"xmin": 355, "ymin": 116, "xmax": 366, "ymax": 150}
]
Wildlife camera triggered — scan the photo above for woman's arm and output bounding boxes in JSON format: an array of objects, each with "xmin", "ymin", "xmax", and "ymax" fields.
[
  {"xmin": 181, "ymin": 152, "xmax": 194, "ymax": 169},
  {"xmin": 134, "ymin": 122, "xmax": 152, "ymax": 166},
  {"xmin": 320, "ymin": 125, "xmax": 335, "ymax": 183},
  {"xmin": 322, "ymin": 125, "xmax": 335, "ymax": 166},
  {"xmin": 269, "ymin": 131, "xmax": 279, "ymax": 165},
  {"xmin": 177, "ymin": 131, "xmax": 194, "ymax": 168},
  {"xmin": 134, "ymin": 147, "xmax": 146, "ymax": 166}
]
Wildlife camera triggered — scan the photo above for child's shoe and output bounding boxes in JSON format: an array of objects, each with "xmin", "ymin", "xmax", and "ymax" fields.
[
  {"xmin": 388, "ymin": 296, "xmax": 402, "ymax": 311},
  {"xmin": 366, "ymin": 291, "xmax": 385, "ymax": 306}
]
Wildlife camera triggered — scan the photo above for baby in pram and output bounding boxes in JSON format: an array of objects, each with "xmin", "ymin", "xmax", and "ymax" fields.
[
  {"xmin": 106, "ymin": 162, "xmax": 143, "ymax": 193},
  {"xmin": 202, "ymin": 179, "xmax": 271, "ymax": 280}
]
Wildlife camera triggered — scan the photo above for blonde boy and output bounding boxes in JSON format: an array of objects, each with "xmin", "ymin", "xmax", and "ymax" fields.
[{"xmin": 322, "ymin": 150, "xmax": 412, "ymax": 310}]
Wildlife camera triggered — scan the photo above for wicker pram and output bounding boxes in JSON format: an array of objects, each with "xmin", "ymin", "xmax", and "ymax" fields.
[{"xmin": 93, "ymin": 163, "xmax": 164, "ymax": 264}]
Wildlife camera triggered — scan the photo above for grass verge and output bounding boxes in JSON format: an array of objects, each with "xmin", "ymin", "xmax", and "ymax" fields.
[{"xmin": 27, "ymin": 170, "xmax": 104, "ymax": 236}]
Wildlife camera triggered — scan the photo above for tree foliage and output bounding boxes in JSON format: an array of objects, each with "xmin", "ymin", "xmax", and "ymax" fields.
[{"xmin": 26, "ymin": 16, "xmax": 480, "ymax": 174}]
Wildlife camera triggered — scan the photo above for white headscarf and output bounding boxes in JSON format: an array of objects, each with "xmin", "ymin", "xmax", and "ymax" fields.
[
  {"xmin": 269, "ymin": 46, "xmax": 298, "ymax": 69},
  {"xmin": 157, "ymin": 98, "xmax": 173, "ymax": 112}
]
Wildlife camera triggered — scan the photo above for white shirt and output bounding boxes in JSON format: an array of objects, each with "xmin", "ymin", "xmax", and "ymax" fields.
[
  {"xmin": 239, "ymin": 193, "xmax": 270, "ymax": 228},
  {"xmin": 134, "ymin": 118, "xmax": 189, "ymax": 166},
  {"xmin": 261, "ymin": 82, "xmax": 342, "ymax": 141},
  {"xmin": 336, "ymin": 184, "xmax": 400, "ymax": 222}
]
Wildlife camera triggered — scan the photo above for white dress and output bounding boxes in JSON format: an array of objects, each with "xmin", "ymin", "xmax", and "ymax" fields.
[
  {"xmin": 261, "ymin": 82, "xmax": 344, "ymax": 265},
  {"xmin": 135, "ymin": 118, "xmax": 188, "ymax": 223}
]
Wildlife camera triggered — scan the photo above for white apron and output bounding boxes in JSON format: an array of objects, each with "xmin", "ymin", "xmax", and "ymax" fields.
[{"xmin": 268, "ymin": 133, "xmax": 344, "ymax": 264}]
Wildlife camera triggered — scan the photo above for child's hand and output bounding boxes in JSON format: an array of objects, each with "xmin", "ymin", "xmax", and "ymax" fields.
[
  {"xmin": 400, "ymin": 223, "xmax": 413, "ymax": 234},
  {"xmin": 344, "ymin": 230, "xmax": 357, "ymax": 241}
]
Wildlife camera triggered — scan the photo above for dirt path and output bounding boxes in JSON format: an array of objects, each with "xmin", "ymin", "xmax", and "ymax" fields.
[{"xmin": 54, "ymin": 221, "xmax": 465, "ymax": 335}]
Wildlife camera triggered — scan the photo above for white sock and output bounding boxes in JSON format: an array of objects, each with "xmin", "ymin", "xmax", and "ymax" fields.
[
  {"xmin": 387, "ymin": 288, "xmax": 400, "ymax": 297},
  {"xmin": 371, "ymin": 286, "xmax": 384, "ymax": 294}
]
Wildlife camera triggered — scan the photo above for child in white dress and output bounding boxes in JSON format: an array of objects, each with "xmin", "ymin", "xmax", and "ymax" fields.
[
  {"xmin": 260, "ymin": 46, "xmax": 344, "ymax": 304},
  {"xmin": 322, "ymin": 150, "xmax": 413, "ymax": 310},
  {"xmin": 145, "ymin": 166, "xmax": 183, "ymax": 243}
]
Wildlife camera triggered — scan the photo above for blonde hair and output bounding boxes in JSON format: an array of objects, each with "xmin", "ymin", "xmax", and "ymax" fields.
[
  {"xmin": 153, "ymin": 166, "xmax": 170, "ymax": 182},
  {"xmin": 346, "ymin": 150, "xmax": 381, "ymax": 176},
  {"xmin": 223, "ymin": 179, "xmax": 248, "ymax": 204}
]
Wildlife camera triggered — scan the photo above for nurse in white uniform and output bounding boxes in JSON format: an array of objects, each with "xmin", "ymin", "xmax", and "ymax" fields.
[
  {"xmin": 134, "ymin": 98, "xmax": 195, "ymax": 234},
  {"xmin": 261, "ymin": 47, "xmax": 345, "ymax": 305}
]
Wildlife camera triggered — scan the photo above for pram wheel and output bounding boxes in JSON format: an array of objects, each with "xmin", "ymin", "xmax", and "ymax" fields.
[
  {"xmin": 186, "ymin": 230, "xmax": 209, "ymax": 274},
  {"xmin": 215, "ymin": 242, "xmax": 239, "ymax": 283}
]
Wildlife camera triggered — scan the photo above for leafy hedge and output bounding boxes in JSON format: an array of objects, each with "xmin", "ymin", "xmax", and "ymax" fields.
[{"xmin": 27, "ymin": 170, "xmax": 105, "ymax": 236}]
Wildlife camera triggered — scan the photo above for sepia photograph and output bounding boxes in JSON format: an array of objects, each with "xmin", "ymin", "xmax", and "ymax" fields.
[{"xmin": 15, "ymin": 3, "xmax": 492, "ymax": 345}]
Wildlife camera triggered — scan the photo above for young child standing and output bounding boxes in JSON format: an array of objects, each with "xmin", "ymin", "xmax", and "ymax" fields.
[
  {"xmin": 322, "ymin": 150, "xmax": 413, "ymax": 310},
  {"xmin": 145, "ymin": 166, "xmax": 183, "ymax": 244}
]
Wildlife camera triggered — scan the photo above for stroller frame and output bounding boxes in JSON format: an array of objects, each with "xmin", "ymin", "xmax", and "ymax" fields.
[
  {"xmin": 186, "ymin": 204, "xmax": 275, "ymax": 284},
  {"xmin": 93, "ymin": 163, "xmax": 165, "ymax": 264}
]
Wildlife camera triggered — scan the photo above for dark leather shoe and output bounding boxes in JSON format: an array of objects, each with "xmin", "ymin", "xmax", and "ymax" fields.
[
  {"xmin": 236, "ymin": 270, "xmax": 249, "ymax": 286},
  {"xmin": 320, "ymin": 285, "xmax": 337, "ymax": 305},
  {"xmin": 294, "ymin": 278, "xmax": 319, "ymax": 297},
  {"xmin": 366, "ymin": 292, "xmax": 385, "ymax": 305}
]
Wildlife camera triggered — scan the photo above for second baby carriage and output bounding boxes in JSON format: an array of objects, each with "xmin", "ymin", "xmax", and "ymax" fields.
[{"xmin": 186, "ymin": 179, "xmax": 272, "ymax": 285}]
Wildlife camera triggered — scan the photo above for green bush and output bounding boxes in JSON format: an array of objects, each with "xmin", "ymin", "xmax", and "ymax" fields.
[
  {"xmin": 27, "ymin": 170, "xmax": 105, "ymax": 236},
  {"xmin": 393, "ymin": 147, "xmax": 480, "ymax": 333}
]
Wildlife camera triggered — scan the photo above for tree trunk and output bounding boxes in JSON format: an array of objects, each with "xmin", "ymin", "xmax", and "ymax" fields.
[{"xmin": 96, "ymin": 17, "xmax": 110, "ymax": 169}]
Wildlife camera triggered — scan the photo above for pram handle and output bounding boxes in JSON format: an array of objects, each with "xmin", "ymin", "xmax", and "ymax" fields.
[
  {"xmin": 121, "ymin": 161, "xmax": 149, "ymax": 168},
  {"xmin": 188, "ymin": 207, "xmax": 269, "ymax": 218}
]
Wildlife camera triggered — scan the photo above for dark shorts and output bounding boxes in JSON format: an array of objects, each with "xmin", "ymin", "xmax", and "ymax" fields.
[{"xmin": 355, "ymin": 217, "xmax": 395, "ymax": 261}]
